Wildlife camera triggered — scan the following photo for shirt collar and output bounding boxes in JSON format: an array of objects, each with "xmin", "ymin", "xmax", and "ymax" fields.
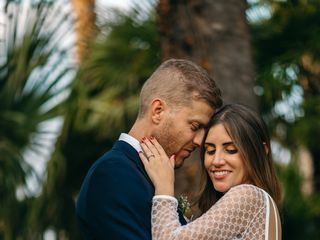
[{"xmin": 119, "ymin": 133, "xmax": 141, "ymax": 152}]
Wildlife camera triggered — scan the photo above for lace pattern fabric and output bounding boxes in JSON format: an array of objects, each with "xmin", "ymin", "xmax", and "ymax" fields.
[{"xmin": 151, "ymin": 184, "xmax": 279, "ymax": 240}]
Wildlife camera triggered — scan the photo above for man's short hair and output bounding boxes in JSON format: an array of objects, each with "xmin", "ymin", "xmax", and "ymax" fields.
[{"xmin": 138, "ymin": 59, "xmax": 222, "ymax": 117}]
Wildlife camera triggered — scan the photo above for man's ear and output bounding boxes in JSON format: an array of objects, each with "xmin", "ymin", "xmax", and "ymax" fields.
[{"xmin": 150, "ymin": 98, "xmax": 166, "ymax": 124}]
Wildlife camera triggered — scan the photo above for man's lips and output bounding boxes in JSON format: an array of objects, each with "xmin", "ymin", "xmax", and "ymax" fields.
[
  {"xmin": 185, "ymin": 147, "xmax": 196, "ymax": 153},
  {"xmin": 182, "ymin": 148, "xmax": 195, "ymax": 156},
  {"xmin": 177, "ymin": 147, "xmax": 193, "ymax": 153},
  {"xmin": 175, "ymin": 147, "xmax": 196, "ymax": 159}
]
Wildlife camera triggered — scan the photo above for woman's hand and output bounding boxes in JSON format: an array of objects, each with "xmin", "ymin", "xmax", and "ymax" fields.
[{"xmin": 139, "ymin": 137, "xmax": 175, "ymax": 196}]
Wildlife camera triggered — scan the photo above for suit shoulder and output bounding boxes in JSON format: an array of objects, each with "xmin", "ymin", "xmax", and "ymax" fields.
[{"xmin": 90, "ymin": 145, "xmax": 132, "ymax": 169}]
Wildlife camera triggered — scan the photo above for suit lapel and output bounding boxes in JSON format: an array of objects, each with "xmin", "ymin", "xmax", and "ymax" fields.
[
  {"xmin": 114, "ymin": 141, "xmax": 153, "ymax": 185},
  {"xmin": 113, "ymin": 141, "xmax": 187, "ymax": 225}
]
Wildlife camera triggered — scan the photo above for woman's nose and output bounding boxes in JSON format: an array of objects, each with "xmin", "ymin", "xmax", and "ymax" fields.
[{"xmin": 212, "ymin": 150, "xmax": 225, "ymax": 166}]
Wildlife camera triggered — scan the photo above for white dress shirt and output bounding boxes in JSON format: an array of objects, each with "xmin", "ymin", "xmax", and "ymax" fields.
[{"xmin": 119, "ymin": 133, "xmax": 142, "ymax": 153}]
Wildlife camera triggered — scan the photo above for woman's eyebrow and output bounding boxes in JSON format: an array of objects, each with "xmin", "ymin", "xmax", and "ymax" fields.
[
  {"xmin": 204, "ymin": 142, "xmax": 234, "ymax": 147},
  {"xmin": 222, "ymin": 142, "xmax": 234, "ymax": 146},
  {"xmin": 204, "ymin": 142, "xmax": 215, "ymax": 147}
]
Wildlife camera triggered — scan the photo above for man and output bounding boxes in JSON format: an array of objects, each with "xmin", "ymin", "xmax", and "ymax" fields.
[{"xmin": 76, "ymin": 59, "xmax": 222, "ymax": 239}]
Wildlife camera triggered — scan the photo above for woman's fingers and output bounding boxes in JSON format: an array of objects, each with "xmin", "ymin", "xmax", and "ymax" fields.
[
  {"xmin": 139, "ymin": 136, "xmax": 175, "ymax": 196},
  {"xmin": 140, "ymin": 136, "xmax": 170, "ymax": 163},
  {"xmin": 169, "ymin": 154, "xmax": 175, "ymax": 168},
  {"xmin": 140, "ymin": 139, "xmax": 154, "ymax": 160},
  {"xmin": 151, "ymin": 137, "xmax": 170, "ymax": 159},
  {"xmin": 143, "ymin": 137, "xmax": 160, "ymax": 157},
  {"xmin": 139, "ymin": 151, "xmax": 149, "ymax": 167}
]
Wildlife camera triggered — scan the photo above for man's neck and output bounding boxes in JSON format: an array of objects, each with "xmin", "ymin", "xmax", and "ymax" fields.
[{"xmin": 128, "ymin": 119, "xmax": 152, "ymax": 142}]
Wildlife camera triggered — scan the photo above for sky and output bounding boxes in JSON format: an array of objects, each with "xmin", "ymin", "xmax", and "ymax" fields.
[{"xmin": 97, "ymin": 0, "xmax": 135, "ymax": 10}]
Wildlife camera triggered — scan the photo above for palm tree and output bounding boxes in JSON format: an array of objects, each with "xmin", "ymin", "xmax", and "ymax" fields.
[
  {"xmin": 72, "ymin": 0, "xmax": 97, "ymax": 61},
  {"xmin": 0, "ymin": 0, "xmax": 73, "ymax": 238},
  {"xmin": 32, "ymin": 3, "xmax": 160, "ymax": 238}
]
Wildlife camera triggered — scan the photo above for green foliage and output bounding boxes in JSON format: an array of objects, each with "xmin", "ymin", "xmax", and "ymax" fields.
[
  {"xmin": 279, "ymin": 162, "xmax": 320, "ymax": 238},
  {"xmin": 31, "ymin": 3, "xmax": 161, "ymax": 238},
  {"xmin": 70, "ymin": 5, "xmax": 160, "ymax": 139},
  {"xmin": 250, "ymin": 0, "xmax": 320, "ymax": 141},
  {"xmin": 0, "ymin": 0, "xmax": 73, "ymax": 238},
  {"xmin": 249, "ymin": 0, "xmax": 320, "ymax": 239}
]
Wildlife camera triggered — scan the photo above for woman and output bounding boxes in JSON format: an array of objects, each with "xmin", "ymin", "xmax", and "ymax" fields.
[{"xmin": 139, "ymin": 104, "xmax": 282, "ymax": 240}]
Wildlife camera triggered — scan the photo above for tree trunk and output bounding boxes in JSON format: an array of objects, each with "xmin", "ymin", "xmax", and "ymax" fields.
[
  {"xmin": 300, "ymin": 53, "xmax": 320, "ymax": 193},
  {"xmin": 157, "ymin": 0, "xmax": 257, "ymax": 212},
  {"xmin": 72, "ymin": 0, "xmax": 97, "ymax": 62},
  {"xmin": 298, "ymin": 145, "xmax": 314, "ymax": 196},
  {"xmin": 157, "ymin": 0, "xmax": 257, "ymax": 109}
]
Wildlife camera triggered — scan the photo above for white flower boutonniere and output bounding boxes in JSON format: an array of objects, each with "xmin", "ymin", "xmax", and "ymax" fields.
[{"xmin": 177, "ymin": 195, "xmax": 191, "ymax": 215}]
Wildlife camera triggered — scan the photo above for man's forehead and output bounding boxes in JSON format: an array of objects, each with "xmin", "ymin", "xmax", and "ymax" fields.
[
  {"xmin": 188, "ymin": 112, "xmax": 212, "ymax": 125},
  {"xmin": 172, "ymin": 100, "xmax": 213, "ymax": 119}
]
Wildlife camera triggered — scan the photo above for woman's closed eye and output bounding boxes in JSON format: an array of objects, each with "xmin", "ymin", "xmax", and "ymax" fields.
[
  {"xmin": 225, "ymin": 145, "xmax": 238, "ymax": 154},
  {"xmin": 205, "ymin": 144, "xmax": 238, "ymax": 155},
  {"xmin": 205, "ymin": 145, "xmax": 216, "ymax": 155},
  {"xmin": 225, "ymin": 148, "xmax": 238, "ymax": 154}
]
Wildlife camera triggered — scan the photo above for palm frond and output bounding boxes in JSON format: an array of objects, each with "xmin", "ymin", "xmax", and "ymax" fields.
[{"xmin": 0, "ymin": 0, "xmax": 74, "ymax": 238}]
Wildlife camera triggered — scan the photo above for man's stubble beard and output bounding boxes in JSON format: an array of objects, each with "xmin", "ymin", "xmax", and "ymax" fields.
[{"xmin": 154, "ymin": 117, "xmax": 178, "ymax": 158}]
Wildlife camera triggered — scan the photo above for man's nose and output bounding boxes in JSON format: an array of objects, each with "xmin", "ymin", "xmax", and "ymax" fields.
[{"xmin": 193, "ymin": 129, "xmax": 205, "ymax": 146}]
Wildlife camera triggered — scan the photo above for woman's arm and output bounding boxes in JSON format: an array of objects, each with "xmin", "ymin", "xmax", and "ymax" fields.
[{"xmin": 151, "ymin": 185, "xmax": 266, "ymax": 240}]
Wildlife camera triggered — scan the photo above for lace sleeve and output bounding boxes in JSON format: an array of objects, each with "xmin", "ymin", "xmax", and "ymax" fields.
[{"xmin": 151, "ymin": 184, "xmax": 266, "ymax": 240}]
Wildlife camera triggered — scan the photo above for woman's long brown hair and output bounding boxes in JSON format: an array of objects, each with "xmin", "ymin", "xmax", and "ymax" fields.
[{"xmin": 198, "ymin": 104, "xmax": 282, "ymax": 213}]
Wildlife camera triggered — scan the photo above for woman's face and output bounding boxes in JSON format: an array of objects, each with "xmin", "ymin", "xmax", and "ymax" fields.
[{"xmin": 204, "ymin": 123, "xmax": 247, "ymax": 193}]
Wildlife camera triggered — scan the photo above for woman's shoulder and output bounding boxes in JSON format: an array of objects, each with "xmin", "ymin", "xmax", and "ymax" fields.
[
  {"xmin": 204, "ymin": 184, "xmax": 268, "ymax": 224},
  {"xmin": 230, "ymin": 183, "xmax": 264, "ymax": 192},
  {"xmin": 224, "ymin": 184, "xmax": 267, "ymax": 207}
]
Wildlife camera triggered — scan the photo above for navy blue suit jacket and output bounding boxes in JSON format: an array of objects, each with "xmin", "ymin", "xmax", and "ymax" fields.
[{"xmin": 76, "ymin": 140, "xmax": 186, "ymax": 240}]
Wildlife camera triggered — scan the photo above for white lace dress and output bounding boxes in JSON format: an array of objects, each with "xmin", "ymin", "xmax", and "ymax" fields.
[{"xmin": 151, "ymin": 184, "xmax": 281, "ymax": 240}]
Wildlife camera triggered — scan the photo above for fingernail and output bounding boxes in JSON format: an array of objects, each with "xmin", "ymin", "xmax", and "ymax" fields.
[{"xmin": 150, "ymin": 135, "xmax": 154, "ymax": 140}]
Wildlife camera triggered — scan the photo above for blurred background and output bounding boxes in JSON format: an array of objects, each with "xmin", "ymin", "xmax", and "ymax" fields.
[{"xmin": 0, "ymin": 0, "xmax": 319, "ymax": 239}]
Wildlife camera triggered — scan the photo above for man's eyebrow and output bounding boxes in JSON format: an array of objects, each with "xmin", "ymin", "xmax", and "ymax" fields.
[{"xmin": 190, "ymin": 120, "xmax": 206, "ymax": 127}]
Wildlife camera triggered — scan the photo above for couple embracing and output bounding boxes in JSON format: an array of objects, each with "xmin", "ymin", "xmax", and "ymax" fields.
[{"xmin": 76, "ymin": 59, "xmax": 282, "ymax": 240}]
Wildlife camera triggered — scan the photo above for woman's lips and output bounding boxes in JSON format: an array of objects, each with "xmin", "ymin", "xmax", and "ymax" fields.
[{"xmin": 211, "ymin": 170, "xmax": 231, "ymax": 179}]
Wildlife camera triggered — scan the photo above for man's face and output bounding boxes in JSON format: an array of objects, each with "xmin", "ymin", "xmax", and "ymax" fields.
[{"xmin": 154, "ymin": 100, "xmax": 213, "ymax": 168}]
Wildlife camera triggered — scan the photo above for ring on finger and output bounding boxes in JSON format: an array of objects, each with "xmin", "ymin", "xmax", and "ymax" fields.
[{"xmin": 147, "ymin": 154, "xmax": 155, "ymax": 159}]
